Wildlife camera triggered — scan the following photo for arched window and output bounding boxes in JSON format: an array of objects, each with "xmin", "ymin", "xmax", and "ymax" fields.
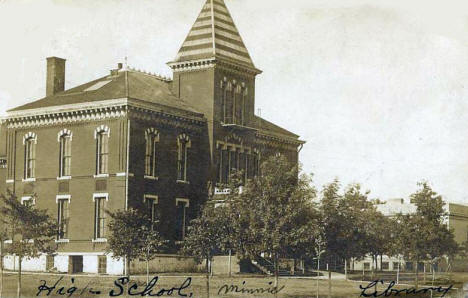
[
  {"xmin": 23, "ymin": 132, "xmax": 37, "ymax": 179},
  {"xmin": 177, "ymin": 134, "xmax": 191, "ymax": 182},
  {"xmin": 145, "ymin": 128, "xmax": 159, "ymax": 178},
  {"xmin": 175, "ymin": 198, "xmax": 189, "ymax": 240},
  {"xmin": 234, "ymin": 84, "xmax": 243, "ymax": 125},
  {"xmin": 95, "ymin": 125, "xmax": 110, "ymax": 175},
  {"xmin": 58, "ymin": 129, "xmax": 72, "ymax": 178},
  {"xmin": 221, "ymin": 77, "xmax": 227, "ymax": 123},
  {"xmin": 225, "ymin": 82, "xmax": 233, "ymax": 124}
]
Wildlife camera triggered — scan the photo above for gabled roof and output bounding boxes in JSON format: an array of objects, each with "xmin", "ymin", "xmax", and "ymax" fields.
[
  {"xmin": 8, "ymin": 69, "xmax": 202, "ymax": 118},
  {"xmin": 172, "ymin": 0, "xmax": 256, "ymax": 68},
  {"xmin": 254, "ymin": 116, "xmax": 301, "ymax": 140}
]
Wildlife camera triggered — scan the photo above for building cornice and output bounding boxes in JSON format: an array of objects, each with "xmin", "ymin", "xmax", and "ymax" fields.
[
  {"xmin": 168, "ymin": 57, "xmax": 262, "ymax": 77},
  {"xmin": 254, "ymin": 134, "xmax": 304, "ymax": 151},
  {"xmin": 2, "ymin": 98, "xmax": 206, "ymax": 130}
]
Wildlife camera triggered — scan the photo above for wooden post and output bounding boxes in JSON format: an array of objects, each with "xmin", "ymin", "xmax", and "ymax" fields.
[
  {"xmin": 316, "ymin": 257, "xmax": 320, "ymax": 298},
  {"xmin": 228, "ymin": 250, "xmax": 232, "ymax": 277},
  {"xmin": 344, "ymin": 259, "xmax": 347, "ymax": 280},
  {"xmin": 17, "ymin": 256, "xmax": 22, "ymax": 298},
  {"xmin": 206, "ymin": 258, "xmax": 210, "ymax": 298}
]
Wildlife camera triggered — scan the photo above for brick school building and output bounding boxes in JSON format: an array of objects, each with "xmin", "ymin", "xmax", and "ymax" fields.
[{"xmin": 0, "ymin": 0, "xmax": 303, "ymax": 274}]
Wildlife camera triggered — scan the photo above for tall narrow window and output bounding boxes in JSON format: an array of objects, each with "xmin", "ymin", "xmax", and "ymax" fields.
[
  {"xmin": 145, "ymin": 129, "xmax": 159, "ymax": 177},
  {"xmin": 221, "ymin": 149, "xmax": 229, "ymax": 183},
  {"xmin": 235, "ymin": 85, "xmax": 243, "ymax": 125},
  {"xmin": 57, "ymin": 199, "xmax": 69, "ymax": 240},
  {"xmin": 239, "ymin": 150, "xmax": 246, "ymax": 183},
  {"xmin": 144, "ymin": 195, "xmax": 159, "ymax": 225},
  {"xmin": 94, "ymin": 197, "xmax": 106, "ymax": 239},
  {"xmin": 241, "ymin": 86, "xmax": 247, "ymax": 125},
  {"xmin": 221, "ymin": 78, "xmax": 227, "ymax": 123},
  {"xmin": 225, "ymin": 82, "xmax": 233, "ymax": 124},
  {"xmin": 253, "ymin": 150, "xmax": 260, "ymax": 177},
  {"xmin": 95, "ymin": 127, "xmax": 109, "ymax": 175},
  {"xmin": 59, "ymin": 132, "xmax": 72, "ymax": 177},
  {"xmin": 217, "ymin": 146, "xmax": 223, "ymax": 184},
  {"xmin": 177, "ymin": 134, "xmax": 191, "ymax": 182},
  {"xmin": 175, "ymin": 199, "xmax": 189, "ymax": 241},
  {"xmin": 23, "ymin": 133, "xmax": 36, "ymax": 179},
  {"xmin": 229, "ymin": 148, "xmax": 238, "ymax": 179}
]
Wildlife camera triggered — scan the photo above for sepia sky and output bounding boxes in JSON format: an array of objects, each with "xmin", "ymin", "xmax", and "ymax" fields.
[{"xmin": 1, "ymin": 0, "xmax": 468, "ymax": 203}]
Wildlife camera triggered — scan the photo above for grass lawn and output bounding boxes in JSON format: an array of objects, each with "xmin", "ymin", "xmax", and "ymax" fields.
[{"xmin": 0, "ymin": 272, "xmax": 461, "ymax": 298}]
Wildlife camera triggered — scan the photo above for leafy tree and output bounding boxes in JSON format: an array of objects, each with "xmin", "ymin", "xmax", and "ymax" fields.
[
  {"xmin": 107, "ymin": 208, "xmax": 167, "ymax": 284},
  {"xmin": 364, "ymin": 209, "xmax": 394, "ymax": 276},
  {"xmin": 139, "ymin": 224, "xmax": 167, "ymax": 285},
  {"xmin": 182, "ymin": 203, "xmax": 224, "ymax": 298},
  {"xmin": 396, "ymin": 182, "xmax": 459, "ymax": 288},
  {"xmin": 320, "ymin": 182, "xmax": 371, "ymax": 264},
  {"xmin": 228, "ymin": 155, "xmax": 319, "ymax": 287},
  {"xmin": 0, "ymin": 227, "xmax": 7, "ymax": 298},
  {"xmin": 320, "ymin": 181, "xmax": 377, "ymax": 296},
  {"xmin": 0, "ymin": 191, "xmax": 57, "ymax": 298}
]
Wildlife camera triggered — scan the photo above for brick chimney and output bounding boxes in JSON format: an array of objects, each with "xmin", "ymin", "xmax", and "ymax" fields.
[{"xmin": 46, "ymin": 57, "xmax": 66, "ymax": 96}]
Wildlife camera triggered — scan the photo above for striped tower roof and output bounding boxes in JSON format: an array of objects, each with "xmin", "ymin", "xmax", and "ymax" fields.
[{"xmin": 172, "ymin": 0, "xmax": 256, "ymax": 69}]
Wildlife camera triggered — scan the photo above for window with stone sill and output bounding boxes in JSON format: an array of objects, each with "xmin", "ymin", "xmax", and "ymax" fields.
[
  {"xmin": 145, "ymin": 128, "xmax": 159, "ymax": 178},
  {"xmin": 58, "ymin": 131, "xmax": 72, "ymax": 178},
  {"xmin": 57, "ymin": 199, "xmax": 69, "ymax": 240},
  {"xmin": 94, "ymin": 197, "xmax": 106, "ymax": 239},
  {"xmin": 95, "ymin": 126, "xmax": 109, "ymax": 175},
  {"xmin": 23, "ymin": 133, "xmax": 37, "ymax": 179},
  {"xmin": 177, "ymin": 134, "xmax": 191, "ymax": 182}
]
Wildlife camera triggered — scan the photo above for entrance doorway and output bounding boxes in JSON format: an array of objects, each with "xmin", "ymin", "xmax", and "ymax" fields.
[{"xmin": 69, "ymin": 256, "xmax": 83, "ymax": 273}]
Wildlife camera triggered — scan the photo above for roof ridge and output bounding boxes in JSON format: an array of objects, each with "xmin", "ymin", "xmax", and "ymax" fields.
[{"xmin": 124, "ymin": 66, "xmax": 172, "ymax": 82}]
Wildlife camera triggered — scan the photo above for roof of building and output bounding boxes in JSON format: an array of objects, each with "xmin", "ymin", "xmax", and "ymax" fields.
[
  {"xmin": 254, "ymin": 116, "xmax": 300, "ymax": 140},
  {"xmin": 376, "ymin": 199, "xmax": 417, "ymax": 216},
  {"xmin": 172, "ymin": 0, "xmax": 256, "ymax": 69},
  {"xmin": 8, "ymin": 68, "xmax": 203, "ymax": 118}
]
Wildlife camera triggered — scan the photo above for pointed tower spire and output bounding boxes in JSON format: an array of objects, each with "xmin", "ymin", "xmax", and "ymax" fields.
[{"xmin": 170, "ymin": 0, "xmax": 259, "ymax": 71}]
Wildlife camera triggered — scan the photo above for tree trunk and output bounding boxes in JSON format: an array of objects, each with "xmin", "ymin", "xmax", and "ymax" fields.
[
  {"xmin": 415, "ymin": 260, "xmax": 419, "ymax": 289},
  {"xmin": 126, "ymin": 257, "xmax": 131, "ymax": 298},
  {"xmin": 380, "ymin": 255, "xmax": 383, "ymax": 272},
  {"xmin": 146, "ymin": 256, "xmax": 150, "ymax": 286},
  {"xmin": 274, "ymin": 255, "xmax": 279, "ymax": 287},
  {"xmin": 327, "ymin": 268, "xmax": 331, "ymax": 298},
  {"xmin": 17, "ymin": 256, "xmax": 22, "ymax": 298},
  {"xmin": 205, "ymin": 258, "xmax": 210, "ymax": 298},
  {"xmin": 0, "ymin": 241, "xmax": 3, "ymax": 298},
  {"xmin": 344, "ymin": 259, "xmax": 347, "ymax": 280},
  {"xmin": 396, "ymin": 256, "xmax": 400, "ymax": 285},
  {"xmin": 423, "ymin": 262, "xmax": 426, "ymax": 284},
  {"xmin": 316, "ymin": 257, "xmax": 320, "ymax": 298},
  {"xmin": 274, "ymin": 255, "xmax": 279, "ymax": 298}
]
